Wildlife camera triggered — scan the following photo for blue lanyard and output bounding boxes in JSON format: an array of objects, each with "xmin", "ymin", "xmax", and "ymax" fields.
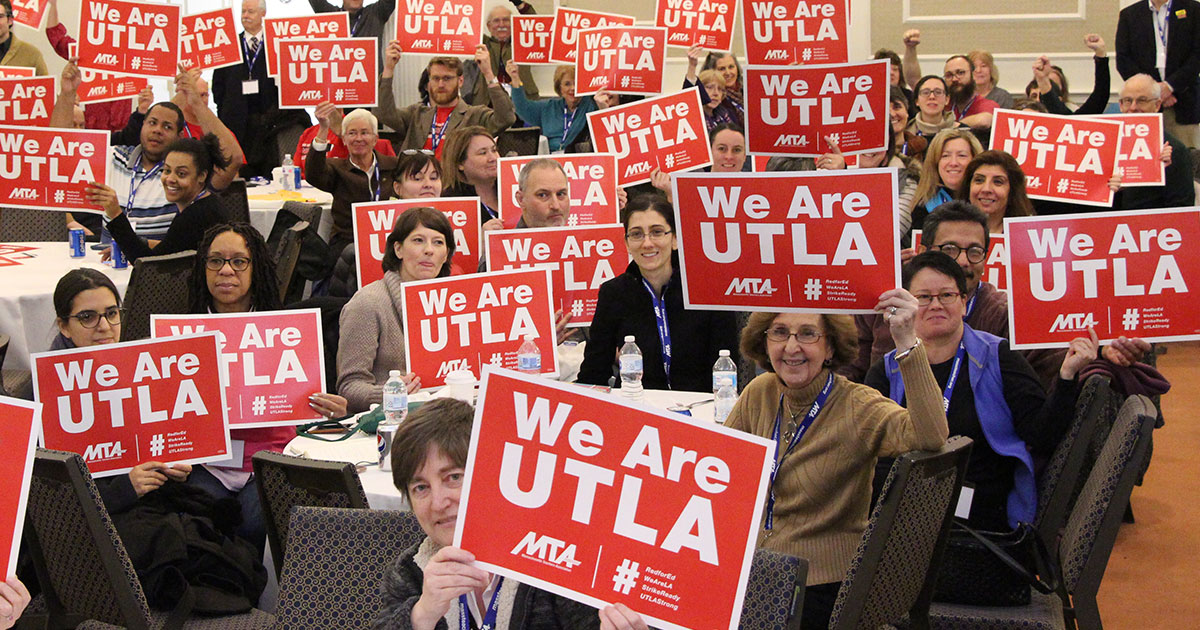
[
  {"xmin": 954, "ymin": 95, "xmax": 976, "ymax": 121},
  {"xmin": 365, "ymin": 158, "xmax": 381, "ymax": 201},
  {"xmin": 458, "ymin": 576, "xmax": 503, "ymax": 630},
  {"xmin": 127, "ymin": 154, "xmax": 163, "ymax": 212},
  {"xmin": 242, "ymin": 35, "xmax": 262, "ymax": 72},
  {"xmin": 764, "ymin": 372, "xmax": 834, "ymax": 531},
  {"xmin": 1155, "ymin": 3, "xmax": 1172, "ymax": 52},
  {"xmin": 642, "ymin": 279, "xmax": 671, "ymax": 383},
  {"xmin": 350, "ymin": 12, "xmax": 364, "ymax": 37},
  {"xmin": 480, "ymin": 200, "xmax": 498, "ymax": 220},
  {"xmin": 964, "ymin": 289, "xmax": 978, "ymax": 320},
  {"xmin": 942, "ymin": 343, "xmax": 966, "ymax": 412},
  {"xmin": 430, "ymin": 113, "xmax": 451, "ymax": 151},
  {"xmin": 562, "ymin": 106, "xmax": 578, "ymax": 146}
]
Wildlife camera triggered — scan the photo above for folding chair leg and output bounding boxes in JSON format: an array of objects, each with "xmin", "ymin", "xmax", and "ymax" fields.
[{"xmin": 1072, "ymin": 591, "xmax": 1103, "ymax": 630}]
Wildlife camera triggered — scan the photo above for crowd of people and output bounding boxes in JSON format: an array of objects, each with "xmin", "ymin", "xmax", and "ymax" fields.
[{"xmin": 0, "ymin": 0, "xmax": 1187, "ymax": 627}]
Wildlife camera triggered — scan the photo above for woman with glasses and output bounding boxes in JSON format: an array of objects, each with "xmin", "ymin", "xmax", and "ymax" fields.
[
  {"xmin": 724, "ymin": 275, "xmax": 947, "ymax": 630},
  {"xmin": 906, "ymin": 75, "xmax": 959, "ymax": 139},
  {"xmin": 440, "ymin": 126, "xmax": 504, "ymax": 230},
  {"xmin": 865, "ymin": 252, "xmax": 1096, "ymax": 533},
  {"xmin": 579, "ymin": 195, "xmax": 739, "ymax": 392},
  {"xmin": 86, "ymin": 135, "xmax": 231, "ymax": 263}
]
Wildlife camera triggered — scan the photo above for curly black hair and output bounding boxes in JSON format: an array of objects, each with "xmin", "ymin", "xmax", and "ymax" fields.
[{"xmin": 188, "ymin": 222, "xmax": 282, "ymax": 313}]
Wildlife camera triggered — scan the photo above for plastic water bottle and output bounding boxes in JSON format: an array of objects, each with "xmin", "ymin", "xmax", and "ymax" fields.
[
  {"xmin": 281, "ymin": 154, "xmax": 296, "ymax": 190},
  {"xmin": 714, "ymin": 383, "xmax": 737, "ymax": 424},
  {"xmin": 712, "ymin": 349, "xmax": 737, "ymax": 394},
  {"xmin": 517, "ymin": 335, "xmax": 542, "ymax": 375},
  {"xmin": 619, "ymin": 335, "xmax": 644, "ymax": 401},
  {"xmin": 382, "ymin": 370, "xmax": 407, "ymax": 425}
]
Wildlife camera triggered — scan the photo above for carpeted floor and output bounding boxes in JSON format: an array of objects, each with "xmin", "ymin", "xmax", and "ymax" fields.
[{"xmin": 1095, "ymin": 342, "xmax": 1200, "ymax": 629}]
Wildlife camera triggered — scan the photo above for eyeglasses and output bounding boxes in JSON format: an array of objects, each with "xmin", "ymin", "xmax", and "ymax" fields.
[
  {"xmin": 913, "ymin": 291, "xmax": 963, "ymax": 307},
  {"xmin": 205, "ymin": 256, "xmax": 251, "ymax": 271},
  {"xmin": 68, "ymin": 307, "xmax": 123, "ymax": 329},
  {"xmin": 918, "ymin": 88, "xmax": 946, "ymax": 98},
  {"xmin": 401, "ymin": 149, "xmax": 434, "ymax": 156},
  {"xmin": 626, "ymin": 228, "xmax": 672, "ymax": 242},
  {"xmin": 931, "ymin": 243, "xmax": 987, "ymax": 264},
  {"xmin": 944, "ymin": 69, "xmax": 969, "ymax": 79},
  {"xmin": 764, "ymin": 327, "xmax": 823, "ymax": 344},
  {"xmin": 1118, "ymin": 96, "xmax": 1158, "ymax": 107}
]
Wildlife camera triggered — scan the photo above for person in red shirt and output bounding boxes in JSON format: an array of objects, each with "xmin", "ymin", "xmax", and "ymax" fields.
[
  {"xmin": 294, "ymin": 101, "xmax": 396, "ymax": 177},
  {"xmin": 943, "ymin": 55, "xmax": 997, "ymax": 130},
  {"xmin": 43, "ymin": 0, "xmax": 131, "ymax": 132}
]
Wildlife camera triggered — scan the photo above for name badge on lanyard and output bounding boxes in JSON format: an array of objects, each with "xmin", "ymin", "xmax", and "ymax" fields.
[
  {"xmin": 642, "ymin": 279, "xmax": 671, "ymax": 384},
  {"xmin": 242, "ymin": 36, "xmax": 262, "ymax": 94}
]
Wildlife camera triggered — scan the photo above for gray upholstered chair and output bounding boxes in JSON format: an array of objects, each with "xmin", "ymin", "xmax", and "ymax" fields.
[
  {"xmin": 0, "ymin": 207, "xmax": 69, "ymax": 242},
  {"xmin": 216, "ymin": 179, "xmax": 251, "ymax": 226},
  {"xmin": 251, "ymin": 451, "xmax": 370, "ymax": 576},
  {"xmin": 273, "ymin": 221, "xmax": 307, "ymax": 304},
  {"xmin": 828, "ymin": 436, "xmax": 974, "ymax": 630},
  {"xmin": 737, "ymin": 549, "xmax": 808, "ymax": 630},
  {"xmin": 271, "ymin": 506, "xmax": 425, "ymax": 630},
  {"xmin": 120, "ymin": 249, "xmax": 195, "ymax": 342}
]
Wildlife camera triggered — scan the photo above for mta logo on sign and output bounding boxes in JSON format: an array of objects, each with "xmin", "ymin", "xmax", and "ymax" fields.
[
  {"xmin": 774, "ymin": 135, "xmax": 808, "ymax": 147},
  {"xmin": 764, "ymin": 50, "xmax": 788, "ymax": 60},
  {"xmin": 94, "ymin": 54, "xmax": 119, "ymax": 65},
  {"xmin": 510, "ymin": 531, "xmax": 582, "ymax": 569},
  {"xmin": 10, "ymin": 188, "xmax": 37, "ymax": 200},
  {"xmin": 83, "ymin": 441, "xmax": 127, "ymax": 462},
  {"xmin": 411, "ymin": 40, "xmax": 433, "ymax": 48},
  {"xmin": 623, "ymin": 161, "xmax": 651, "ymax": 177},
  {"xmin": 1049, "ymin": 312, "xmax": 1097, "ymax": 333},
  {"xmin": 589, "ymin": 76, "xmax": 607, "ymax": 88},
  {"xmin": 436, "ymin": 359, "xmax": 471, "ymax": 378},
  {"xmin": 87, "ymin": 86, "xmax": 108, "ymax": 97},
  {"xmin": 725, "ymin": 277, "xmax": 777, "ymax": 296},
  {"xmin": 299, "ymin": 90, "xmax": 323, "ymax": 100}
]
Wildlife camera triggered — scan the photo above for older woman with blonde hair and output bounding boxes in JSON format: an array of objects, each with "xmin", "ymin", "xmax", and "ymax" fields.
[
  {"xmin": 506, "ymin": 61, "xmax": 614, "ymax": 152},
  {"xmin": 907, "ymin": 128, "xmax": 983, "ymax": 243},
  {"xmin": 967, "ymin": 50, "xmax": 1015, "ymax": 109},
  {"xmin": 725, "ymin": 291, "xmax": 948, "ymax": 630}
]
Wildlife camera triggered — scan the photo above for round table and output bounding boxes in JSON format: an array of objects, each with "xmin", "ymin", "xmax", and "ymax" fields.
[
  {"xmin": 0, "ymin": 242, "xmax": 132, "ymax": 371},
  {"xmin": 246, "ymin": 183, "xmax": 334, "ymax": 241},
  {"xmin": 283, "ymin": 388, "xmax": 716, "ymax": 509}
]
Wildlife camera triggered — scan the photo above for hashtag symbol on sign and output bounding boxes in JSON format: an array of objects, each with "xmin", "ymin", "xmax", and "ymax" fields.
[
  {"xmin": 567, "ymin": 214, "xmax": 579, "ymax": 226},
  {"xmin": 251, "ymin": 396, "xmax": 267, "ymax": 415},
  {"xmin": 489, "ymin": 353, "xmax": 503, "ymax": 366},
  {"xmin": 204, "ymin": 54, "xmax": 212, "ymax": 65},
  {"xmin": 130, "ymin": 57, "xmax": 141, "ymax": 70},
  {"xmin": 1122, "ymin": 308, "xmax": 1140, "ymax": 330},
  {"xmin": 664, "ymin": 154, "xmax": 676, "ymax": 168},
  {"xmin": 612, "ymin": 559, "xmax": 640, "ymax": 595},
  {"xmin": 54, "ymin": 190, "xmax": 65, "ymax": 203},
  {"xmin": 802, "ymin": 48, "xmax": 812, "ymax": 62},
  {"xmin": 335, "ymin": 89, "xmax": 344, "ymax": 101},
  {"xmin": 1056, "ymin": 179, "xmax": 1070, "ymax": 193},
  {"xmin": 149, "ymin": 434, "xmax": 165, "ymax": 457},
  {"xmin": 571, "ymin": 299, "xmax": 584, "ymax": 317},
  {"xmin": 620, "ymin": 75, "xmax": 631, "ymax": 88},
  {"xmin": 804, "ymin": 278, "xmax": 822, "ymax": 300},
  {"xmin": 827, "ymin": 133, "xmax": 840, "ymax": 147}
]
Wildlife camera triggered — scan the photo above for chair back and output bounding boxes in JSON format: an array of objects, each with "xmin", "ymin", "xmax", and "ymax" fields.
[
  {"xmin": 1036, "ymin": 374, "xmax": 1113, "ymax": 554},
  {"xmin": 217, "ymin": 179, "xmax": 252, "ymax": 226},
  {"xmin": 252, "ymin": 451, "xmax": 370, "ymax": 575},
  {"xmin": 737, "ymin": 549, "xmax": 808, "ymax": 630},
  {"xmin": 828, "ymin": 436, "xmax": 973, "ymax": 630},
  {"xmin": 24, "ymin": 449, "xmax": 154, "ymax": 630},
  {"xmin": 274, "ymin": 221, "xmax": 308, "ymax": 303},
  {"xmin": 273, "ymin": 507, "xmax": 425, "ymax": 629},
  {"xmin": 276, "ymin": 124, "xmax": 309, "ymax": 166},
  {"xmin": 120, "ymin": 249, "xmax": 195, "ymax": 341},
  {"xmin": 0, "ymin": 207, "xmax": 69, "ymax": 242},
  {"xmin": 496, "ymin": 126, "xmax": 542, "ymax": 156}
]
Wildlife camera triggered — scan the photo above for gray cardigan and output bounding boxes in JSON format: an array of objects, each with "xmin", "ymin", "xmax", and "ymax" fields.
[{"xmin": 337, "ymin": 270, "xmax": 408, "ymax": 413}]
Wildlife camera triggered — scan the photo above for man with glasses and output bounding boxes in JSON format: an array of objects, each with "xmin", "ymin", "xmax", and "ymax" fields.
[
  {"xmin": 462, "ymin": 3, "xmax": 541, "ymax": 106},
  {"xmin": 292, "ymin": 101, "xmax": 397, "ymax": 177},
  {"xmin": 942, "ymin": 55, "xmax": 996, "ymax": 130},
  {"xmin": 0, "ymin": 0, "xmax": 47, "ymax": 75},
  {"xmin": 378, "ymin": 46, "xmax": 515, "ymax": 157},
  {"xmin": 1113, "ymin": 74, "xmax": 1196, "ymax": 210},
  {"xmin": 1116, "ymin": 0, "xmax": 1200, "ymax": 148}
]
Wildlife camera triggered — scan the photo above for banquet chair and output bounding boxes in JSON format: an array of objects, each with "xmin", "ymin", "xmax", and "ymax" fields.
[
  {"xmin": 120, "ymin": 249, "xmax": 195, "ymax": 342},
  {"xmin": 828, "ymin": 436, "xmax": 973, "ymax": 630},
  {"xmin": 272, "ymin": 507, "xmax": 425, "ymax": 630},
  {"xmin": 217, "ymin": 179, "xmax": 252, "ymax": 226},
  {"xmin": 273, "ymin": 221, "xmax": 308, "ymax": 304},
  {"xmin": 497, "ymin": 126, "xmax": 542, "ymax": 156},
  {"xmin": 0, "ymin": 207, "xmax": 69, "ymax": 242},
  {"xmin": 266, "ymin": 202, "xmax": 322, "ymax": 255},
  {"xmin": 737, "ymin": 549, "xmax": 808, "ymax": 630},
  {"xmin": 23, "ymin": 449, "xmax": 275, "ymax": 629},
  {"xmin": 275, "ymin": 125, "xmax": 308, "ymax": 168},
  {"xmin": 252, "ymin": 452, "xmax": 370, "ymax": 576},
  {"xmin": 926, "ymin": 395, "xmax": 1158, "ymax": 630}
]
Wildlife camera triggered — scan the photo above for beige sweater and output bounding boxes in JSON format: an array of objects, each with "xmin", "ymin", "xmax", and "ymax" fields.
[
  {"xmin": 337, "ymin": 271, "xmax": 407, "ymax": 413},
  {"xmin": 725, "ymin": 344, "xmax": 947, "ymax": 585}
]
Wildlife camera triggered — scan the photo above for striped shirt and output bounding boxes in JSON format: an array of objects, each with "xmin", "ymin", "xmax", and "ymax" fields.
[{"xmin": 108, "ymin": 145, "xmax": 177, "ymax": 240}]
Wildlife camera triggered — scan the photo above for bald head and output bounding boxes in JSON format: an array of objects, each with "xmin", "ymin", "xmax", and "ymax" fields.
[{"xmin": 1120, "ymin": 74, "xmax": 1162, "ymax": 113}]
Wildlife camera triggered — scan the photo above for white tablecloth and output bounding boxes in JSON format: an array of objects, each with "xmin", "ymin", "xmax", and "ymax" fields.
[
  {"xmin": 245, "ymin": 183, "xmax": 334, "ymax": 240},
  {"xmin": 283, "ymin": 388, "xmax": 715, "ymax": 509},
  {"xmin": 0, "ymin": 242, "xmax": 133, "ymax": 371}
]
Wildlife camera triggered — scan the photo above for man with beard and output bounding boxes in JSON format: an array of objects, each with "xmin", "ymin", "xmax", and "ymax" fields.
[
  {"xmin": 462, "ymin": 3, "xmax": 541, "ymax": 105},
  {"xmin": 377, "ymin": 42, "xmax": 516, "ymax": 158},
  {"xmin": 943, "ymin": 55, "xmax": 997, "ymax": 130}
]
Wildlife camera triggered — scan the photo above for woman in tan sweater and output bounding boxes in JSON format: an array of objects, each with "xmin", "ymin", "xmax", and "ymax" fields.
[{"xmin": 725, "ymin": 288, "xmax": 948, "ymax": 630}]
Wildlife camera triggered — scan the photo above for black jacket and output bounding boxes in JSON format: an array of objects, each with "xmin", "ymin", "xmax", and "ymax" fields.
[
  {"xmin": 579, "ymin": 254, "xmax": 740, "ymax": 392},
  {"xmin": 1116, "ymin": 0, "xmax": 1200, "ymax": 124}
]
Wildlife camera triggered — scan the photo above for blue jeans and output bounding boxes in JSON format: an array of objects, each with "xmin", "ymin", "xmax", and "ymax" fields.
[{"xmin": 186, "ymin": 465, "xmax": 266, "ymax": 554}]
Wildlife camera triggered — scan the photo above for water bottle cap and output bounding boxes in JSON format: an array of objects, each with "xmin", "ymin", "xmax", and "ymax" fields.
[
  {"xmin": 389, "ymin": 370, "xmax": 402, "ymax": 377},
  {"xmin": 719, "ymin": 349, "xmax": 730, "ymax": 356},
  {"xmin": 624, "ymin": 335, "xmax": 635, "ymax": 342},
  {"xmin": 284, "ymin": 153, "xmax": 292, "ymax": 160}
]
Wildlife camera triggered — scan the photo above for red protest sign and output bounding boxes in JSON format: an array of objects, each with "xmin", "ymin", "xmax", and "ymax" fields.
[
  {"xmin": 180, "ymin": 8, "xmax": 242, "ymax": 71},
  {"xmin": 0, "ymin": 124, "xmax": 110, "ymax": 213},
  {"xmin": 401, "ymin": 269, "xmax": 558, "ymax": 387},
  {"xmin": 264, "ymin": 13, "xmax": 349, "ymax": 77},
  {"xmin": 512, "ymin": 15, "xmax": 555, "ymax": 64},
  {"xmin": 914, "ymin": 230, "xmax": 1008, "ymax": 292},
  {"xmin": 742, "ymin": 0, "xmax": 849, "ymax": 65},
  {"xmin": 496, "ymin": 154, "xmax": 620, "ymax": 228},
  {"xmin": 1093, "ymin": 113, "xmax": 1165, "ymax": 187},
  {"xmin": 1005, "ymin": 209, "xmax": 1200, "ymax": 348},
  {"xmin": 576, "ymin": 26, "xmax": 667, "ymax": 96},
  {"xmin": 150, "ymin": 310, "xmax": 326, "ymax": 429},
  {"xmin": 655, "ymin": 0, "xmax": 736, "ymax": 50},
  {"xmin": 31, "ymin": 334, "xmax": 232, "ymax": 478},
  {"xmin": 550, "ymin": 8, "xmax": 635, "ymax": 65},
  {"xmin": 486, "ymin": 225, "xmax": 628, "ymax": 327},
  {"xmin": 77, "ymin": 0, "xmax": 181, "ymax": 79},
  {"xmin": 990, "ymin": 109, "xmax": 1122, "ymax": 207},
  {"xmin": 672, "ymin": 169, "xmax": 900, "ymax": 312},
  {"xmin": 0, "ymin": 396, "xmax": 39, "ymax": 578},
  {"xmin": 0, "ymin": 76, "xmax": 54, "ymax": 127},
  {"xmin": 588, "ymin": 90, "xmax": 712, "ymax": 187},
  {"xmin": 277, "ymin": 37, "xmax": 378, "ymax": 109},
  {"xmin": 0, "ymin": 67, "xmax": 35, "ymax": 78},
  {"xmin": 12, "ymin": 0, "xmax": 49, "ymax": 29},
  {"xmin": 745, "ymin": 59, "xmax": 890, "ymax": 156},
  {"xmin": 69, "ymin": 41, "xmax": 149, "ymax": 105},
  {"xmin": 395, "ymin": 0, "xmax": 484, "ymax": 55},
  {"xmin": 457, "ymin": 368, "xmax": 773, "ymax": 630},
  {"xmin": 352, "ymin": 197, "xmax": 482, "ymax": 288}
]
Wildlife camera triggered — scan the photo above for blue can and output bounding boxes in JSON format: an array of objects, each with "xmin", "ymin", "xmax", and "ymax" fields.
[
  {"xmin": 69, "ymin": 228, "xmax": 86, "ymax": 258},
  {"xmin": 110, "ymin": 239, "xmax": 128, "ymax": 269}
]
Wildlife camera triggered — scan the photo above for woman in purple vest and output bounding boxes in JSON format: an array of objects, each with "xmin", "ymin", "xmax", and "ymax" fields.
[{"xmin": 865, "ymin": 252, "xmax": 1099, "ymax": 531}]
